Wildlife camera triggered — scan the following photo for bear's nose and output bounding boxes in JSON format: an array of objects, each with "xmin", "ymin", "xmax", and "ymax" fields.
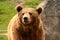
[{"xmin": 24, "ymin": 17, "xmax": 28, "ymax": 21}]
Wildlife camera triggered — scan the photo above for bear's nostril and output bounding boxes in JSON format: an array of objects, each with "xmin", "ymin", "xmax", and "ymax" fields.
[{"xmin": 24, "ymin": 17, "xmax": 28, "ymax": 20}]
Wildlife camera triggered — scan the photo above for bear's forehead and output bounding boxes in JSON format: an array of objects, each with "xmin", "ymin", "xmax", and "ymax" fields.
[{"xmin": 21, "ymin": 8, "xmax": 37, "ymax": 13}]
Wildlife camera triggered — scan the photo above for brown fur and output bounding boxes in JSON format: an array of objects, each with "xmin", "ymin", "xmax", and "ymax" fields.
[{"xmin": 8, "ymin": 5, "xmax": 45, "ymax": 40}]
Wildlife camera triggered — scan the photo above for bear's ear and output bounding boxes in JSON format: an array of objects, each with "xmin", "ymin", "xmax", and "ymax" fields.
[
  {"xmin": 16, "ymin": 5, "xmax": 23, "ymax": 12},
  {"xmin": 36, "ymin": 7, "xmax": 43, "ymax": 14}
]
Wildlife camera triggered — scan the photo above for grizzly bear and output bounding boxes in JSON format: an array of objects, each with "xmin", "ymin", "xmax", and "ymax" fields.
[{"xmin": 8, "ymin": 5, "xmax": 45, "ymax": 40}]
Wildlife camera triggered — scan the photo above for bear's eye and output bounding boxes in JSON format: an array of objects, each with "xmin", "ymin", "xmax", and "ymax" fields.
[
  {"xmin": 22, "ymin": 13, "xmax": 24, "ymax": 15},
  {"xmin": 29, "ymin": 12, "xmax": 32, "ymax": 15}
]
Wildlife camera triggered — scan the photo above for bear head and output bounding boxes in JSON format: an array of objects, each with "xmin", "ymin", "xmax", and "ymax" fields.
[{"xmin": 16, "ymin": 5, "xmax": 43, "ymax": 26}]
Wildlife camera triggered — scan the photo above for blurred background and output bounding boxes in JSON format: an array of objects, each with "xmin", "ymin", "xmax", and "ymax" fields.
[{"xmin": 0, "ymin": 0, "xmax": 42, "ymax": 40}]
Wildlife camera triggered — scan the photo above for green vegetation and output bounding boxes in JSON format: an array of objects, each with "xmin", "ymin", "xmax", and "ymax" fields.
[
  {"xmin": 0, "ymin": 35, "xmax": 7, "ymax": 40},
  {"xmin": 0, "ymin": 1, "xmax": 16, "ymax": 30},
  {"xmin": 0, "ymin": 0, "xmax": 42, "ymax": 40},
  {"xmin": 24, "ymin": 0, "xmax": 42, "ymax": 8}
]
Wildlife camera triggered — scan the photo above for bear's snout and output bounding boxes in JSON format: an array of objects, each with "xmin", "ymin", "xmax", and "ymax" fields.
[
  {"xmin": 24, "ymin": 17, "xmax": 28, "ymax": 22},
  {"xmin": 22, "ymin": 13, "xmax": 32, "ymax": 24}
]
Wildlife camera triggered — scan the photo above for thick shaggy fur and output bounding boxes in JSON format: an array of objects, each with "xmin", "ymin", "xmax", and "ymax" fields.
[{"xmin": 8, "ymin": 5, "xmax": 45, "ymax": 40}]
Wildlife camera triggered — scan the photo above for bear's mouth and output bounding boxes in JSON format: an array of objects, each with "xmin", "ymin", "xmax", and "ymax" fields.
[
  {"xmin": 24, "ymin": 20, "xmax": 28, "ymax": 23},
  {"xmin": 22, "ymin": 19, "xmax": 29, "ymax": 24}
]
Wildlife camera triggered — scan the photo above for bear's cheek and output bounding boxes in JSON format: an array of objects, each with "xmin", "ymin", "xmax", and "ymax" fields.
[
  {"xmin": 31, "ymin": 16, "xmax": 37, "ymax": 23},
  {"xmin": 18, "ymin": 14, "xmax": 23, "ymax": 23}
]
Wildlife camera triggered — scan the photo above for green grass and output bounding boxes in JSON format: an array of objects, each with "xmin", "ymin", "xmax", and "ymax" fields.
[
  {"xmin": 0, "ymin": 0, "xmax": 42, "ymax": 40},
  {"xmin": 0, "ymin": 35, "xmax": 7, "ymax": 40},
  {"xmin": 24, "ymin": 0, "xmax": 42, "ymax": 8},
  {"xmin": 0, "ymin": 1, "xmax": 16, "ymax": 30}
]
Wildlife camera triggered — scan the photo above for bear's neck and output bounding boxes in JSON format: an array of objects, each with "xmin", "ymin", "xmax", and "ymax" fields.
[{"xmin": 19, "ymin": 24, "xmax": 40, "ymax": 40}]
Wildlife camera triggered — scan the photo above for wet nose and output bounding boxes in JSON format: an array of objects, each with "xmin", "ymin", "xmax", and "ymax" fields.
[{"xmin": 24, "ymin": 17, "xmax": 28, "ymax": 20}]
